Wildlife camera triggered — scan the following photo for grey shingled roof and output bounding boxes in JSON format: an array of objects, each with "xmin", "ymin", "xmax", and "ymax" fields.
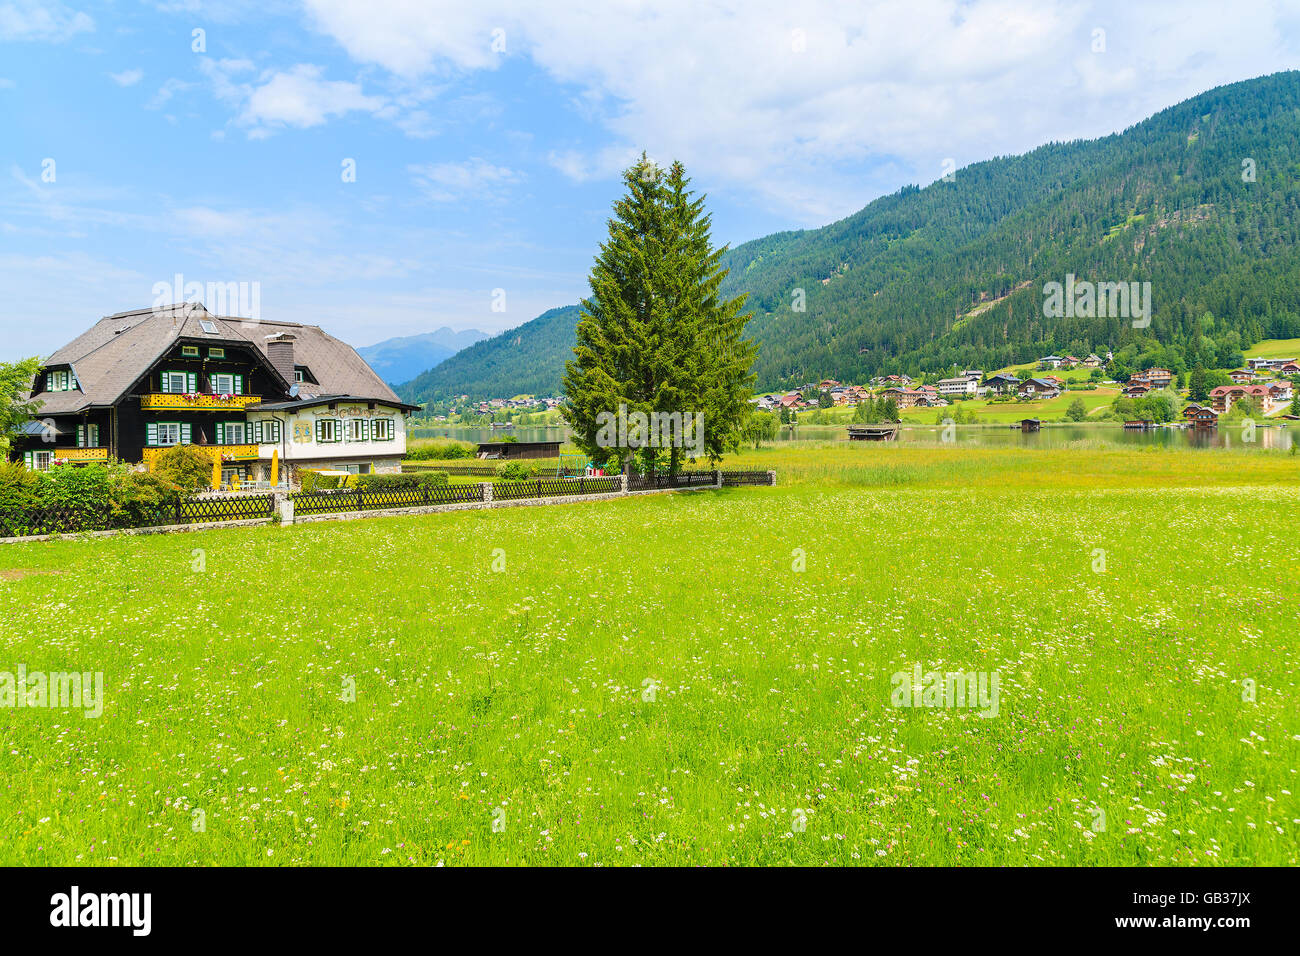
[{"xmin": 31, "ymin": 304, "xmax": 399, "ymax": 414}]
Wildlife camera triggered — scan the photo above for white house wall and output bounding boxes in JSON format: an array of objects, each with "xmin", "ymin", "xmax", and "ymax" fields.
[{"xmin": 250, "ymin": 403, "xmax": 407, "ymax": 462}]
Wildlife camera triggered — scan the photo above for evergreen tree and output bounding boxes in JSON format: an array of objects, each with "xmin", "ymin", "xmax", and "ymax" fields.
[
  {"xmin": 1189, "ymin": 364, "xmax": 1209, "ymax": 402},
  {"xmin": 563, "ymin": 156, "xmax": 755, "ymax": 474}
]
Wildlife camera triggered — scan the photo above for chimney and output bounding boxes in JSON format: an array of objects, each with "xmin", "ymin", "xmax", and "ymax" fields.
[{"xmin": 265, "ymin": 332, "xmax": 296, "ymax": 390}]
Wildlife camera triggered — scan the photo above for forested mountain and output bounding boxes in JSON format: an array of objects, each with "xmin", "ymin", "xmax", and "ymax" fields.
[
  {"xmin": 400, "ymin": 71, "xmax": 1300, "ymax": 404},
  {"xmin": 358, "ymin": 327, "xmax": 488, "ymax": 386},
  {"xmin": 396, "ymin": 305, "xmax": 579, "ymax": 400}
]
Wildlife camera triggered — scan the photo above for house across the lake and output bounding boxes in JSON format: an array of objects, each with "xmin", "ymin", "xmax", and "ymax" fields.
[
  {"xmin": 11, "ymin": 303, "xmax": 419, "ymax": 486},
  {"xmin": 1017, "ymin": 378, "xmax": 1061, "ymax": 399},
  {"xmin": 985, "ymin": 373, "xmax": 1021, "ymax": 394},
  {"xmin": 1209, "ymin": 384, "xmax": 1274, "ymax": 415},
  {"xmin": 1182, "ymin": 403, "xmax": 1219, "ymax": 427}
]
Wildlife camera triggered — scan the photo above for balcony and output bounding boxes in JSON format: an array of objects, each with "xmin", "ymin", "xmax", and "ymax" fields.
[
  {"xmin": 53, "ymin": 447, "xmax": 108, "ymax": 463},
  {"xmin": 140, "ymin": 393, "xmax": 261, "ymax": 411},
  {"xmin": 142, "ymin": 444, "xmax": 260, "ymax": 466}
]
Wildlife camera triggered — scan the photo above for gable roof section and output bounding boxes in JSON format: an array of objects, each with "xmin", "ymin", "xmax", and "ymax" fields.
[{"xmin": 29, "ymin": 304, "xmax": 398, "ymax": 415}]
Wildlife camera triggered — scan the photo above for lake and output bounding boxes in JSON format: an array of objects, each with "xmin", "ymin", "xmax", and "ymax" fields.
[{"xmin": 411, "ymin": 422, "xmax": 1296, "ymax": 451}]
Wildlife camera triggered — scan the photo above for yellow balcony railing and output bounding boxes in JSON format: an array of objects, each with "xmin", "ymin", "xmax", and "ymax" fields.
[
  {"xmin": 53, "ymin": 447, "xmax": 108, "ymax": 463},
  {"xmin": 140, "ymin": 393, "xmax": 262, "ymax": 410},
  {"xmin": 142, "ymin": 444, "xmax": 260, "ymax": 467}
]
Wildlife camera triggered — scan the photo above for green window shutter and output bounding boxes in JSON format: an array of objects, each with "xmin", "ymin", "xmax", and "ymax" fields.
[
  {"xmin": 160, "ymin": 373, "xmax": 169, "ymax": 393},
  {"xmin": 215, "ymin": 422, "xmax": 224, "ymax": 445},
  {"xmin": 234, "ymin": 375, "xmax": 243, "ymax": 395},
  {"xmin": 146, "ymin": 422, "xmax": 158, "ymax": 446},
  {"xmin": 23, "ymin": 451, "xmax": 33, "ymax": 469},
  {"xmin": 77, "ymin": 424, "xmax": 85, "ymax": 448},
  {"xmin": 181, "ymin": 423, "xmax": 192, "ymax": 444},
  {"xmin": 360, "ymin": 419, "xmax": 370, "ymax": 441},
  {"xmin": 316, "ymin": 419, "xmax": 323, "ymax": 443},
  {"xmin": 188, "ymin": 372, "xmax": 197, "ymax": 393}
]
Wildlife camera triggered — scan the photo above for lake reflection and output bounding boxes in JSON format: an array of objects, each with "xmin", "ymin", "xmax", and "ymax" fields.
[{"xmin": 411, "ymin": 422, "xmax": 1295, "ymax": 451}]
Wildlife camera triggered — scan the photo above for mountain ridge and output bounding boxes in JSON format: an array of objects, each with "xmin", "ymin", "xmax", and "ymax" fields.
[
  {"xmin": 399, "ymin": 70, "xmax": 1300, "ymax": 404},
  {"xmin": 357, "ymin": 327, "xmax": 489, "ymax": 387}
]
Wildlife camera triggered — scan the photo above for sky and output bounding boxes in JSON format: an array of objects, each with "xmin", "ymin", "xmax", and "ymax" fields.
[{"xmin": 2, "ymin": 0, "xmax": 1299, "ymax": 360}]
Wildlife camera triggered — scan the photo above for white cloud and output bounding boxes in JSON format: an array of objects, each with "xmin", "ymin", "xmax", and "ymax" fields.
[
  {"xmin": 241, "ymin": 64, "xmax": 385, "ymax": 130},
  {"xmin": 0, "ymin": 0, "xmax": 93, "ymax": 41},
  {"xmin": 108, "ymin": 68, "xmax": 144, "ymax": 87},
  {"xmin": 145, "ymin": 77, "xmax": 194, "ymax": 110},
  {"xmin": 198, "ymin": 60, "xmax": 385, "ymax": 136},
  {"xmin": 300, "ymin": 0, "xmax": 1300, "ymax": 222},
  {"xmin": 408, "ymin": 158, "xmax": 522, "ymax": 202}
]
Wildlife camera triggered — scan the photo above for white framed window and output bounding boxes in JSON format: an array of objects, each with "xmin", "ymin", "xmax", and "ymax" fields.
[
  {"xmin": 162, "ymin": 371, "xmax": 190, "ymax": 393},
  {"xmin": 31, "ymin": 450, "xmax": 54, "ymax": 471},
  {"xmin": 251, "ymin": 420, "xmax": 281, "ymax": 443},
  {"xmin": 294, "ymin": 369, "xmax": 305, "ymax": 382},
  {"xmin": 156, "ymin": 422, "xmax": 181, "ymax": 446},
  {"xmin": 346, "ymin": 418, "xmax": 369, "ymax": 442},
  {"xmin": 371, "ymin": 417, "xmax": 394, "ymax": 441},
  {"xmin": 199, "ymin": 319, "xmax": 218, "ymax": 334},
  {"xmin": 344, "ymin": 463, "xmax": 370, "ymax": 475},
  {"xmin": 46, "ymin": 370, "xmax": 73, "ymax": 391},
  {"xmin": 218, "ymin": 421, "xmax": 246, "ymax": 445},
  {"xmin": 76, "ymin": 424, "xmax": 100, "ymax": 448},
  {"xmin": 316, "ymin": 419, "xmax": 341, "ymax": 443},
  {"xmin": 211, "ymin": 373, "xmax": 234, "ymax": 394}
]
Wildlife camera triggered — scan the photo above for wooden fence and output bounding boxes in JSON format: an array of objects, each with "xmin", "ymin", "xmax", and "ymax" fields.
[
  {"xmin": 0, "ymin": 493, "xmax": 275, "ymax": 537},
  {"xmin": 3, "ymin": 470, "xmax": 775, "ymax": 538}
]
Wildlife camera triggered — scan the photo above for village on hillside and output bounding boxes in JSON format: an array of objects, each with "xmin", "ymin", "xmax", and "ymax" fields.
[{"xmin": 749, "ymin": 350, "xmax": 1299, "ymax": 427}]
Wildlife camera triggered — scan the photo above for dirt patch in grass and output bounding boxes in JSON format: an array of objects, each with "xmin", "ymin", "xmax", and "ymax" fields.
[{"xmin": 0, "ymin": 569, "xmax": 63, "ymax": 581}]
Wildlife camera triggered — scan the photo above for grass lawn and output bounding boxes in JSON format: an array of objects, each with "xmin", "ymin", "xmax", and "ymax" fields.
[
  {"xmin": 0, "ymin": 443, "xmax": 1296, "ymax": 865},
  {"xmin": 1244, "ymin": 338, "xmax": 1300, "ymax": 360}
]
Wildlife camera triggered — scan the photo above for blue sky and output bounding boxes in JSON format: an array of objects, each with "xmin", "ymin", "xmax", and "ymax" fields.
[{"xmin": 3, "ymin": 0, "xmax": 1300, "ymax": 360}]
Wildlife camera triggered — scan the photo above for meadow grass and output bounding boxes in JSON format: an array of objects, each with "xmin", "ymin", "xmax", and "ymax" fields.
[
  {"xmin": 0, "ymin": 443, "xmax": 1296, "ymax": 865},
  {"xmin": 1244, "ymin": 338, "xmax": 1300, "ymax": 360}
]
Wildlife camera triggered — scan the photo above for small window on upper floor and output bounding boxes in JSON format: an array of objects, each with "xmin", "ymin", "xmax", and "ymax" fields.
[
  {"xmin": 209, "ymin": 347, "xmax": 225, "ymax": 359},
  {"xmin": 182, "ymin": 346, "xmax": 199, "ymax": 357},
  {"xmin": 199, "ymin": 319, "xmax": 218, "ymax": 334}
]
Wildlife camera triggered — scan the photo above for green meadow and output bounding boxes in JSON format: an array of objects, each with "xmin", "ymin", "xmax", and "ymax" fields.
[{"xmin": 0, "ymin": 443, "xmax": 1296, "ymax": 865}]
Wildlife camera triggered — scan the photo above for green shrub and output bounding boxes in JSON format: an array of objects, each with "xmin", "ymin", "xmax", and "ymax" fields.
[
  {"xmin": 497, "ymin": 461, "xmax": 531, "ymax": 480},
  {"xmin": 110, "ymin": 472, "xmax": 180, "ymax": 526},
  {"xmin": 406, "ymin": 438, "xmax": 475, "ymax": 460},
  {"xmin": 347, "ymin": 471, "xmax": 450, "ymax": 492},
  {"xmin": 37, "ymin": 463, "xmax": 115, "ymax": 530},
  {"xmin": 0, "ymin": 459, "xmax": 41, "ymax": 513},
  {"xmin": 300, "ymin": 470, "xmax": 344, "ymax": 492},
  {"xmin": 152, "ymin": 444, "xmax": 216, "ymax": 492}
]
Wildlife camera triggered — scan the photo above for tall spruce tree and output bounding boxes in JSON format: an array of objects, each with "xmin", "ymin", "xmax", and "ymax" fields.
[{"xmin": 563, "ymin": 156, "xmax": 754, "ymax": 474}]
